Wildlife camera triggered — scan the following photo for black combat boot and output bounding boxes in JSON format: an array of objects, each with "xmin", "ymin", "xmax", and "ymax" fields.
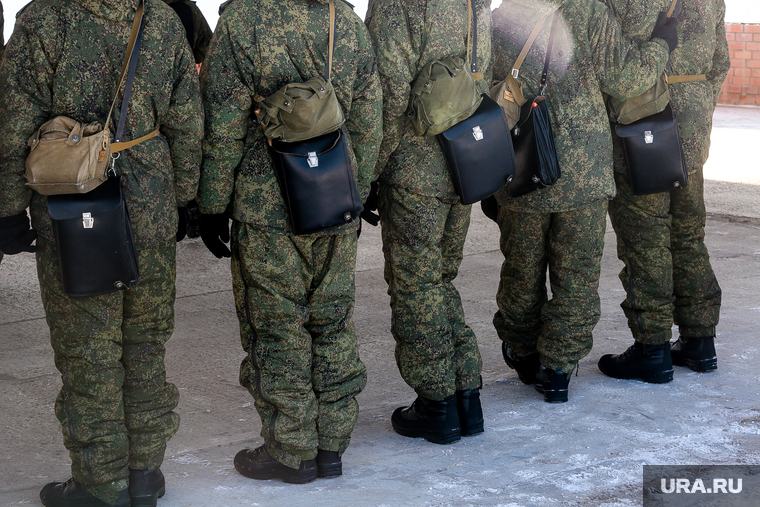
[
  {"xmin": 234, "ymin": 446, "xmax": 317, "ymax": 484},
  {"xmin": 598, "ymin": 341, "xmax": 674, "ymax": 384},
  {"xmin": 534, "ymin": 365, "xmax": 570, "ymax": 403},
  {"xmin": 457, "ymin": 389, "xmax": 484, "ymax": 436},
  {"xmin": 129, "ymin": 468, "xmax": 165, "ymax": 507},
  {"xmin": 391, "ymin": 395, "xmax": 461, "ymax": 444},
  {"xmin": 316, "ymin": 450, "xmax": 342, "ymax": 479},
  {"xmin": 502, "ymin": 343, "xmax": 540, "ymax": 385},
  {"xmin": 40, "ymin": 478, "xmax": 131, "ymax": 507},
  {"xmin": 671, "ymin": 336, "xmax": 717, "ymax": 372}
]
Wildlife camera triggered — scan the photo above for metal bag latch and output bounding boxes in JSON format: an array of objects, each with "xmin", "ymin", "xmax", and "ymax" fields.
[
  {"xmin": 644, "ymin": 131, "xmax": 654, "ymax": 144},
  {"xmin": 307, "ymin": 152, "xmax": 319, "ymax": 168},
  {"xmin": 472, "ymin": 126, "xmax": 484, "ymax": 141},
  {"xmin": 82, "ymin": 212, "xmax": 94, "ymax": 229}
]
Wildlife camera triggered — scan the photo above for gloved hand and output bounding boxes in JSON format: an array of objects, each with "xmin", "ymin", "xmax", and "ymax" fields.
[
  {"xmin": 360, "ymin": 181, "xmax": 380, "ymax": 226},
  {"xmin": 176, "ymin": 207, "xmax": 189, "ymax": 242},
  {"xmin": 480, "ymin": 195, "xmax": 499, "ymax": 223},
  {"xmin": 651, "ymin": 11, "xmax": 678, "ymax": 54},
  {"xmin": 200, "ymin": 213, "xmax": 231, "ymax": 258},
  {"xmin": 0, "ymin": 211, "xmax": 37, "ymax": 254}
]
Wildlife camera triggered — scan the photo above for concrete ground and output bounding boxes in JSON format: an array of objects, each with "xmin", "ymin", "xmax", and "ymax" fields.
[{"xmin": 1, "ymin": 105, "xmax": 759, "ymax": 507}]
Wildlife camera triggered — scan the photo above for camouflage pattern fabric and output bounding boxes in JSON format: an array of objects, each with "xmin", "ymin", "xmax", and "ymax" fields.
[
  {"xmin": 605, "ymin": 0, "xmax": 727, "ymax": 344},
  {"xmin": 365, "ymin": 0, "xmax": 493, "ymax": 198},
  {"xmin": 378, "ymin": 185, "xmax": 482, "ymax": 400},
  {"xmin": 198, "ymin": 0, "xmax": 382, "ymax": 235},
  {"xmin": 0, "ymin": 0, "xmax": 203, "ymax": 250},
  {"xmin": 491, "ymin": 0, "xmax": 670, "ymax": 214},
  {"xmin": 365, "ymin": 0, "xmax": 489, "ymax": 400},
  {"xmin": 36, "ymin": 238, "xmax": 180, "ymax": 504},
  {"xmin": 493, "ymin": 202, "xmax": 608, "ymax": 374},
  {"xmin": 0, "ymin": 1, "xmax": 200, "ymax": 503},
  {"xmin": 231, "ymin": 222, "xmax": 367, "ymax": 469},
  {"xmin": 609, "ymin": 169, "xmax": 721, "ymax": 344},
  {"xmin": 163, "ymin": 0, "xmax": 213, "ymax": 63}
]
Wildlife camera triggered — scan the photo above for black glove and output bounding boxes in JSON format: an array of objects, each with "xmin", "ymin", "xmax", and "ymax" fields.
[
  {"xmin": 199, "ymin": 213, "xmax": 231, "ymax": 258},
  {"xmin": 480, "ymin": 195, "xmax": 499, "ymax": 223},
  {"xmin": 185, "ymin": 200, "xmax": 201, "ymax": 239},
  {"xmin": 360, "ymin": 181, "xmax": 380, "ymax": 226},
  {"xmin": 651, "ymin": 11, "xmax": 678, "ymax": 54},
  {"xmin": 0, "ymin": 212, "xmax": 37, "ymax": 255},
  {"xmin": 176, "ymin": 207, "xmax": 188, "ymax": 242}
]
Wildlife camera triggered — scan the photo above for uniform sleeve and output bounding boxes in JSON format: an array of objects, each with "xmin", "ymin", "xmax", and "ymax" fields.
[
  {"xmin": 346, "ymin": 24, "xmax": 383, "ymax": 200},
  {"xmin": 161, "ymin": 36, "xmax": 203, "ymax": 208},
  {"xmin": 0, "ymin": 13, "xmax": 56, "ymax": 217},
  {"xmin": 197, "ymin": 13, "xmax": 254, "ymax": 215},
  {"xmin": 365, "ymin": 0, "xmax": 419, "ymax": 175},
  {"xmin": 707, "ymin": 1, "xmax": 730, "ymax": 107},
  {"xmin": 587, "ymin": 0, "xmax": 670, "ymax": 101}
]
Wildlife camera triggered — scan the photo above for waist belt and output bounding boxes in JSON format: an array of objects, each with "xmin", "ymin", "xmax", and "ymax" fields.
[{"xmin": 666, "ymin": 74, "xmax": 707, "ymax": 84}]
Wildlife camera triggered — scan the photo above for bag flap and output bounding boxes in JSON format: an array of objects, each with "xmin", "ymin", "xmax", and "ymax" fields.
[
  {"xmin": 439, "ymin": 95, "xmax": 505, "ymax": 141},
  {"xmin": 270, "ymin": 129, "xmax": 342, "ymax": 157},
  {"xmin": 47, "ymin": 176, "xmax": 123, "ymax": 220},
  {"xmin": 614, "ymin": 104, "xmax": 676, "ymax": 138}
]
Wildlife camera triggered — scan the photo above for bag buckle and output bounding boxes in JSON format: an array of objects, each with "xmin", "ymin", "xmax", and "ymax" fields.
[
  {"xmin": 644, "ymin": 131, "xmax": 654, "ymax": 144},
  {"xmin": 511, "ymin": 69, "xmax": 520, "ymax": 79},
  {"xmin": 307, "ymin": 152, "xmax": 319, "ymax": 168},
  {"xmin": 82, "ymin": 212, "xmax": 94, "ymax": 229},
  {"xmin": 472, "ymin": 126, "xmax": 484, "ymax": 141}
]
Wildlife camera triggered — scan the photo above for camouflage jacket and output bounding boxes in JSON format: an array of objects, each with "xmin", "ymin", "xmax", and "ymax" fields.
[
  {"xmin": 198, "ymin": 0, "xmax": 382, "ymax": 235},
  {"xmin": 0, "ymin": 0, "xmax": 203, "ymax": 249},
  {"xmin": 492, "ymin": 0, "xmax": 669, "ymax": 213},
  {"xmin": 365, "ymin": 0, "xmax": 492, "ymax": 198},
  {"xmin": 163, "ymin": 0, "xmax": 213, "ymax": 63},
  {"xmin": 605, "ymin": 0, "xmax": 730, "ymax": 174}
]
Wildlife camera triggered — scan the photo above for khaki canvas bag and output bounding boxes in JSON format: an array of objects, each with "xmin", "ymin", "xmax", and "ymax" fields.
[
  {"xmin": 490, "ymin": 12, "xmax": 553, "ymax": 130},
  {"xmin": 25, "ymin": 0, "xmax": 158, "ymax": 195},
  {"xmin": 606, "ymin": 0, "xmax": 706, "ymax": 125},
  {"xmin": 407, "ymin": 0, "xmax": 483, "ymax": 137},
  {"xmin": 255, "ymin": 2, "xmax": 344, "ymax": 142}
]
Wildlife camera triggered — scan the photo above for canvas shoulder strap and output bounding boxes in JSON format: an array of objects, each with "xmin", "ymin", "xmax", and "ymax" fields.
[
  {"xmin": 511, "ymin": 11, "xmax": 554, "ymax": 79},
  {"xmin": 662, "ymin": 0, "xmax": 707, "ymax": 85}
]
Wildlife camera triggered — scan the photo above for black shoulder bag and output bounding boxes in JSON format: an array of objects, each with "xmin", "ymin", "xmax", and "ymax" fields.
[
  {"xmin": 436, "ymin": 0, "xmax": 516, "ymax": 205},
  {"xmin": 507, "ymin": 12, "xmax": 561, "ymax": 198},
  {"xmin": 46, "ymin": 4, "xmax": 147, "ymax": 298},
  {"xmin": 267, "ymin": 1, "xmax": 363, "ymax": 235}
]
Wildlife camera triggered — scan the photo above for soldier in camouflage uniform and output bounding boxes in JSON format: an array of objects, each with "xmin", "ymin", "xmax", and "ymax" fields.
[
  {"xmin": 365, "ymin": 0, "xmax": 490, "ymax": 445},
  {"xmin": 598, "ymin": 0, "xmax": 728, "ymax": 383},
  {"xmin": 198, "ymin": 0, "xmax": 382, "ymax": 483},
  {"xmin": 0, "ymin": 1, "xmax": 203, "ymax": 505},
  {"xmin": 162, "ymin": 0, "xmax": 212, "ymax": 64},
  {"xmin": 491, "ymin": 0, "xmax": 676, "ymax": 402}
]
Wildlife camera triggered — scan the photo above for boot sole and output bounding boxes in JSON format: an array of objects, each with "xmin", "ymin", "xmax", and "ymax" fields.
[
  {"xmin": 392, "ymin": 423, "xmax": 461, "ymax": 445},
  {"xmin": 673, "ymin": 356, "xmax": 717, "ymax": 373},
  {"xmin": 131, "ymin": 486, "xmax": 165, "ymax": 507},
  {"xmin": 534, "ymin": 385, "xmax": 568, "ymax": 403},
  {"xmin": 317, "ymin": 462, "xmax": 342, "ymax": 479},
  {"xmin": 461, "ymin": 423, "xmax": 484, "ymax": 437},
  {"xmin": 601, "ymin": 369, "xmax": 674, "ymax": 384},
  {"xmin": 234, "ymin": 464, "xmax": 317, "ymax": 484}
]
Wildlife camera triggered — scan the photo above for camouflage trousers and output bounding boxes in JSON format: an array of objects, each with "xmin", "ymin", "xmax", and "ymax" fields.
[
  {"xmin": 231, "ymin": 221, "xmax": 367, "ymax": 469},
  {"xmin": 493, "ymin": 202, "xmax": 607, "ymax": 374},
  {"xmin": 36, "ymin": 237, "xmax": 179, "ymax": 505},
  {"xmin": 609, "ymin": 168, "xmax": 721, "ymax": 344},
  {"xmin": 378, "ymin": 184, "xmax": 482, "ymax": 401}
]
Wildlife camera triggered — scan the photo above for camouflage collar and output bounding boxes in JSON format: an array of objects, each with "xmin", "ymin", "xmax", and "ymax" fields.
[{"xmin": 72, "ymin": 0, "xmax": 141, "ymax": 22}]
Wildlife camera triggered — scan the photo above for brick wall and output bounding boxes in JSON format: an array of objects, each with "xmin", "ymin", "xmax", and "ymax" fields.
[{"xmin": 720, "ymin": 23, "xmax": 760, "ymax": 106}]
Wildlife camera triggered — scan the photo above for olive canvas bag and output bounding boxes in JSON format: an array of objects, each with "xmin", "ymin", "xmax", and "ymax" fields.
[
  {"xmin": 259, "ymin": 1, "xmax": 363, "ymax": 235},
  {"xmin": 25, "ymin": 0, "xmax": 158, "ymax": 195}
]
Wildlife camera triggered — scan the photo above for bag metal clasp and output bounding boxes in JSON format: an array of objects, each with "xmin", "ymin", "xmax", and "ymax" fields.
[
  {"xmin": 472, "ymin": 126, "xmax": 484, "ymax": 141},
  {"xmin": 644, "ymin": 131, "xmax": 654, "ymax": 144},
  {"xmin": 307, "ymin": 152, "xmax": 319, "ymax": 168},
  {"xmin": 82, "ymin": 212, "xmax": 94, "ymax": 229},
  {"xmin": 511, "ymin": 69, "xmax": 520, "ymax": 79}
]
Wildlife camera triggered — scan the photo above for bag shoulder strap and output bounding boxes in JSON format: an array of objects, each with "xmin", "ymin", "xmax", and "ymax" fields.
[
  {"xmin": 539, "ymin": 13, "xmax": 560, "ymax": 95},
  {"xmin": 511, "ymin": 11, "xmax": 553, "ymax": 79},
  {"xmin": 325, "ymin": 1, "xmax": 335, "ymax": 80},
  {"xmin": 667, "ymin": 0, "xmax": 678, "ymax": 18},
  {"xmin": 466, "ymin": 0, "xmax": 484, "ymax": 80},
  {"xmin": 104, "ymin": 0, "xmax": 145, "ymax": 135}
]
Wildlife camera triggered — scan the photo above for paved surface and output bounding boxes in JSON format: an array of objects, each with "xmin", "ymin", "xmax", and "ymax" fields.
[{"xmin": 1, "ymin": 105, "xmax": 759, "ymax": 506}]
